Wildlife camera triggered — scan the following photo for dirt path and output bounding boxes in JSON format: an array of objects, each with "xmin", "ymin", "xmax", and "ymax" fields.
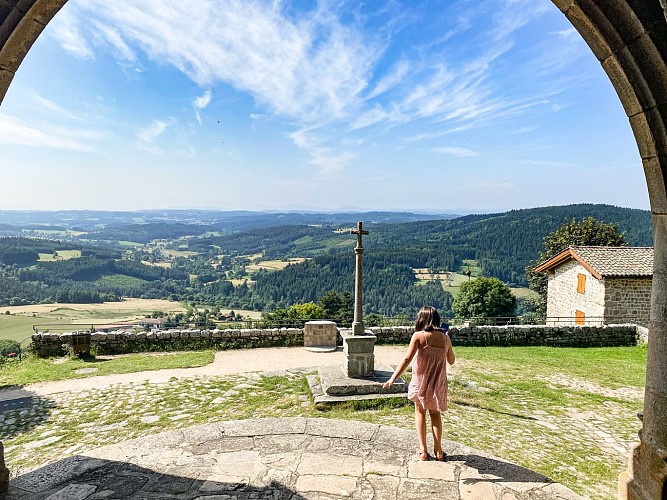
[{"xmin": 0, "ymin": 345, "xmax": 411, "ymax": 401}]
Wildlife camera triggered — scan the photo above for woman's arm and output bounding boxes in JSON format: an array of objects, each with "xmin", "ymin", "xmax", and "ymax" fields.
[
  {"xmin": 381, "ymin": 332, "xmax": 421, "ymax": 388},
  {"xmin": 446, "ymin": 334, "xmax": 456, "ymax": 365}
]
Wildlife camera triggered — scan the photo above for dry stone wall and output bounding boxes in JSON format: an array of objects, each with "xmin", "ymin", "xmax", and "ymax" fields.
[{"xmin": 31, "ymin": 324, "xmax": 641, "ymax": 357}]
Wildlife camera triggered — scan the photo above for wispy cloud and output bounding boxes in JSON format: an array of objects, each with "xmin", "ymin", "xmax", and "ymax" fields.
[
  {"xmin": 57, "ymin": 0, "xmax": 559, "ymax": 173},
  {"xmin": 432, "ymin": 146, "xmax": 479, "ymax": 157},
  {"xmin": 136, "ymin": 118, "xmax": 176, "ymax": 153},
  {"xmin": 309, "ymin": 148, "xmax": 354, "ymax": 177},
  {"xmin": 91, "ymin": 20, "xmax": 137, "ymax": 63},
  {"xmin": 365, "ymin": 59, "xmax": 410, "ymax": 100},
  {"xmin": 30, "ymin": 93, "xmax": 84, "ymax": 121},
  {"xmin": 0, "ymin": 113, "xmax": 99, "ymax": 151},
  {"xmin": 193, "ymin": 90, "xmax": 212, "ymax": 125},
  {"xmin": 70, "ymin": 0, "xmax": 381, "ymax": 125},
  {"xmin": 50, "ymin": 7, "xmax": 94, "ymax": 60}
]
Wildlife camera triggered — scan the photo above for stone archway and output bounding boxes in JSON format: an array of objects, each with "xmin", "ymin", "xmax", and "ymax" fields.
[{"xmin": 0, "ymin": 2, "xmax": 666, "ymax": 498}]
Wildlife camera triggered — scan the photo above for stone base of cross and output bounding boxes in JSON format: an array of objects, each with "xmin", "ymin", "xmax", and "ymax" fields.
[{"xmin": 341, "ymin": 329, "xmax": 376, "ymax": 378}]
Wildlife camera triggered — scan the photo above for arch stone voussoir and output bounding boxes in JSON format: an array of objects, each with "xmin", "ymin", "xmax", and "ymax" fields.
[{"xmin": 642, "ymin": 156, "xmax": 667, "ymax": 214}]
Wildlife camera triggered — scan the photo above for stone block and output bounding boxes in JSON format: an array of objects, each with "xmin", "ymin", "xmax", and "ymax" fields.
[{"xmin": 304, "ymin": 320, "xmax": 337, "ymax": 348}]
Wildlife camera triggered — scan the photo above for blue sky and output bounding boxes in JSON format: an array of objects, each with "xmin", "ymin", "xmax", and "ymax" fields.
[{"xmin": 0, "ymin": 0, "xmax": 649, "ymax": 213}]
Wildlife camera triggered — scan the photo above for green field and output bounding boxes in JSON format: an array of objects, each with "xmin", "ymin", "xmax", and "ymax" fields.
[
  {"xmin": 0, "ymin": 315, "xmax": 50, "ymax": 343},
  {"xmin": 37, "ymin": 249, "xmax": 82, "ymax": 262},
  {"xmin": 95, "ymin": 274, "xmax": 149, "ymax": 288}
]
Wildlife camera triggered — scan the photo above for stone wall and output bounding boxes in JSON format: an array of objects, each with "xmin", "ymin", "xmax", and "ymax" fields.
[
  {"xmin": 31, "ymin": 328, "xmax": 305, "ymax": 357},
  {"xmin": 546, "ymin": 260, "xmax": 605, "ymax": 324},
  {"xmin": 31, "ymin": 323, "xmax": 641, "ymax": 357},
  {"xmin": 604, "ymin": 277, "xmax": 652, "ymax": 327},
  {"xmin": 371, "ymin": 324, "xmax": 640, "ymax": 347}
]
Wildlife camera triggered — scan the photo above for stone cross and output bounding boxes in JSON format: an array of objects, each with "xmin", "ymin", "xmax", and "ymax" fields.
[{"xmin": 350, "ymin": 221, "xmax": 369, "ymax": 335}]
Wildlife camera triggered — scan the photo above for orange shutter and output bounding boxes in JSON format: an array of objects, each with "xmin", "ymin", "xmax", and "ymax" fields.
[
  {"xmin": 577, "ymin": 274, "xmax": 586, "ymax": 294},
  {"xmin": 575, "ymin": 310, "xmax": 585, "ymax": 325}
]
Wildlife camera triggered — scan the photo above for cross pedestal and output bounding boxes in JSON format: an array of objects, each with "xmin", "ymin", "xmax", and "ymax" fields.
[{"xmin": 340, "ymin": 329, "xmax": 376, "ymax": 377}]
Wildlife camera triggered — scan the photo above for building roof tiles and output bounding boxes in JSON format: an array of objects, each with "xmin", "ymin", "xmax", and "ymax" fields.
[{"xmin": 534, "ymin": 246, "xmax": 653, "ymax": 279}]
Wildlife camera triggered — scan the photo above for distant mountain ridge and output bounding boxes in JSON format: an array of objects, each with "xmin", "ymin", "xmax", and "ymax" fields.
[{"xmin": 0, "ymin": 209, "xmax": 457, "ymax": 233}]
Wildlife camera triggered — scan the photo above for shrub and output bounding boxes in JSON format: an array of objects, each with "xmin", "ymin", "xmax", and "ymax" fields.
[{"xmin": 0, "ymin": 339, "xmax": 20, "ymax": 357}]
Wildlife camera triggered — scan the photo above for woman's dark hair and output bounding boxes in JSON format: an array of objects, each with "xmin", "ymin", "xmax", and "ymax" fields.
[{"xmin": 415, "ymin": 306, "xmax": 441, "ymax": 332}]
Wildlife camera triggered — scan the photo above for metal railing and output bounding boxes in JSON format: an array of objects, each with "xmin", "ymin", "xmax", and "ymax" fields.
[{"xmin": 30, "ymin": 314, "xmax": 645, "ymax": 334}]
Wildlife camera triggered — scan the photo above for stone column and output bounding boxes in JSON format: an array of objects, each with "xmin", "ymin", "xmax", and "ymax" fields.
[
  {"xmin": 0, "ymin": 440, "xmax": 8, "ymax": 493},
  {"xmin": 352, "ymin": 244, "xmax": 365, "ymax": 335},
  {"xmin": 620, "ymin": 213, "xmax": 667, "ymax": 499}
]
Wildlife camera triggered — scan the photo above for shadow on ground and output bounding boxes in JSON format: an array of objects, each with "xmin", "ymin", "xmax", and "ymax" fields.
[
  {"xmin": 0, "ymin": 388, "xmax": 55, "ymax": 439},
  {"xmin": 4, "ymin": 456, "xmax": 306, "ymax": 499},
  {"xmin": 447, "ymin": 453, "xmax": 550, "ymax": 483}
]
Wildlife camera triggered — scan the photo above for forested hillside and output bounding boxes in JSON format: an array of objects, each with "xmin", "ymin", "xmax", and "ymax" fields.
[
  {"xmin": 193, "ymin": 204, "xmax": 652, "ymax": 287},
  {"xmin": 0, "ymin": 204, "xmax": 652, "ymax": 315}
]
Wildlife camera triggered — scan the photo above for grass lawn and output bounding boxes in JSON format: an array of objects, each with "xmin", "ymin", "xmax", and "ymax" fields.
[{"xmin": 0, "ymin": 351, "xmax": 215, "ymax": 387}]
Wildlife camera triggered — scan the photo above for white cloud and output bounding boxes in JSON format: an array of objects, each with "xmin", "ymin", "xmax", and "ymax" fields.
[
  {"xmin": 432, "ymin": 146, "xmax": 479, "ymax": 157},
  {"xmin": 72, "ymin": 0, "xmax": 381, "ymax": 127},
  {"xmin": 30, "ymin": 93, "xmax": 83, "ymax": 121},
  {"xmin": 56, "ymin": 0, "xmax": 569, "ymax": 175},
  {"xmin": 0, "ymin": 113, "xmax": 97, "ymax": 151},
  {"xmin": 50, "ymin": 7, "xmax": 94, "ymax": 60},
  {"xmin": 136, "ymin": 118, "xmax": 176, "ymax": 153},
  {"xmin": 365, "ymin": 59, "xmax": 410, "ymax": 100},
  {"xmin": 310, "ymin": 148, "xmax": 354, "ymax": 176},
  {"xmin": 193, "ymin": 90, "xmax": 212, "ymax": 125},
  {"xmin": 91, "ymin": 20, "xmax": 137, "ymax": 62}
]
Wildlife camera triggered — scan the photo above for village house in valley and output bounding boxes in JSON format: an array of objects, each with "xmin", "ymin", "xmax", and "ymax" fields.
[{"xmin": 535, "ymin": 246, "xmax": 653, "ymax": 326}]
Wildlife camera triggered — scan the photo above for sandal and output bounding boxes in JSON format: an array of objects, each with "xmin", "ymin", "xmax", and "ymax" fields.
[
  {"xmin": 434, "ymin": 450, "xmax": 446, "ymax": 461},
  {"xmin": 417, "ymin": 450, "xmax": 429, "ymax": 461}
]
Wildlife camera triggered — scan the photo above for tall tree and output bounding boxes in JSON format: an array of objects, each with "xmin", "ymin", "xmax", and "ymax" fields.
[
  {"xmin": 525, "ymin": 217, "xmax": 628, "ymax": 318},
  {"xmin": 452, "ymin": 277, "xmax": 516, "ymax": 319}
]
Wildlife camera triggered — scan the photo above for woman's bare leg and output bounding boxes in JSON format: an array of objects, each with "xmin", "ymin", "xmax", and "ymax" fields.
[
  {"xmin": 429, "ymin": 409, "xmax": 443, "ymax": 459},
  {"xmin": 414, "ymin": 404, "xmax": 428, "ymax": 458}
]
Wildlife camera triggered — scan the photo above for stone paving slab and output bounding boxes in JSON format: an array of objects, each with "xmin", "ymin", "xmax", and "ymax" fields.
[{"xmin": 4, "ymin": 418, "xmax": 583, "ymax": 500}]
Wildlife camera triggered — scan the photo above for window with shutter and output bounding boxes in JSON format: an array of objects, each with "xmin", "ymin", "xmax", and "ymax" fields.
[{"xmin": 577, "ymin": 274, "xmax": 586, "ymax": 294}]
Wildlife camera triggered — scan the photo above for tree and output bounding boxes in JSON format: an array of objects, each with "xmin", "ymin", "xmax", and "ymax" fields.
[
  {"xmin": 452, "ymin": 277, "xmax": 516, "ymax": 320},
  {"xmin": 525, "ymin": 217, "xmax": 628, "ymax": 318},
  {"xmin": 318, "ymin": 290, "xmax": 353, "ymax": 324}
]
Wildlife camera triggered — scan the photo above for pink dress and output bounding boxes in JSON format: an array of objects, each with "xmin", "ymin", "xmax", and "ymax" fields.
[{"xmin": 408, "ymin": 331, "xmax": 449, "ymax": 411}]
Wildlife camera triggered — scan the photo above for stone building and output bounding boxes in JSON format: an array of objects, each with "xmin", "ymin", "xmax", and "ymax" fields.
[{"xmin": 535, "ymin": 246, "xmax": 653, "ymax": 326}]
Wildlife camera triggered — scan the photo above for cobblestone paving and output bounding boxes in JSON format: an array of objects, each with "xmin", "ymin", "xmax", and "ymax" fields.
[
  {"xmin": 4, "ymin": 418, "xmax": 581, "ymax": 499},
  {"xmin": 0, "ymin": 348, "xmax": 643, "ymax": 499}
]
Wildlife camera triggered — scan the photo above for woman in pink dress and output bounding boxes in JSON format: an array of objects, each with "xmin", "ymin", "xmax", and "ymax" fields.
[{"xmin": 382, "ymin": 306, "xmax": 456, "ymax": 461}]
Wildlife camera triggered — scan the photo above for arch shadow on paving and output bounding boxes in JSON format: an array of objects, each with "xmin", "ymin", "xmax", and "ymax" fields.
[
  {"xmin": 0, "ymin": 388, "xmax": 55, "ymax": 439},
  {"xmin": 4, "ymin": 417, "xmax": 582, "ymax": 499}
]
